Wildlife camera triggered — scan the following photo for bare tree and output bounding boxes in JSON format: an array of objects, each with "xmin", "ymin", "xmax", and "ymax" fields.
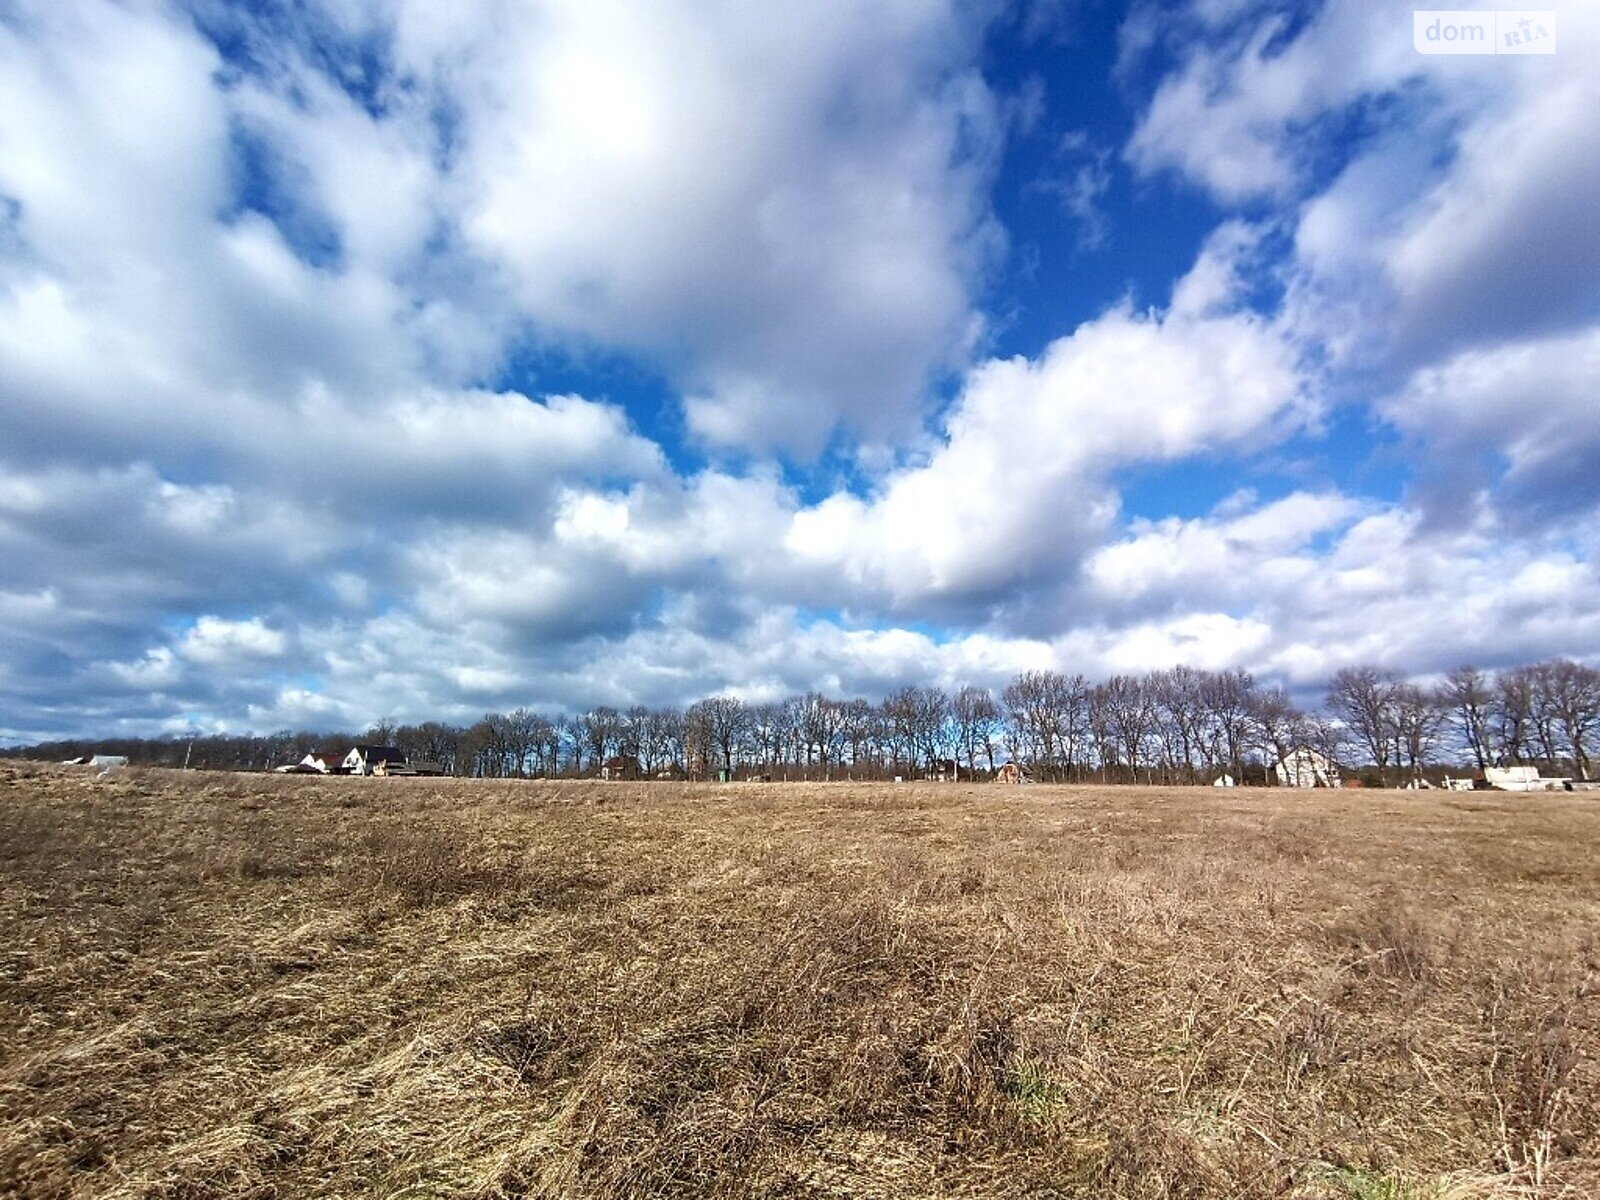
[
  {"xmin": 1326, "ymin": 666, "xmax": 1401, "ymax": 777},
  {"xmin": 1102, "ymin": 675, "xmax": 1154, "ymax": 782},
  {"xmin": 1391, "ymin": 683, "xmax": 1446, "ymax": 783},
  {"xmin": 1086, "ymin": 682, "xmax": 1119, "ymax": 778},
  {"xmin": 796, "ymin": 692, "xmax": 842, "ymax": 777},
  {"xmin": 838, "ymin": 699, "xmax": 879, "ymax": 776},
  {"xmin": 882, "ymin": 685, "xmax": 949, "ymax": 774},
  {"xmin": 1249, "ymin": 684, "xmax": 1305, "ymax": 771},
  {"xmin": 1002, "ymin": 670, "xmax": 1087, "ymax": 779},
  {"xmin": 637, "ymin": 707, "xmax": 684, "ymax": 777},
  {"xmin": 1201, "ymin": 669, "xmax": 1256, "ymax": 784},
  {"xmin": 1149, "ymin": 666, "xmax": 1208, "ymax": 783},
  {"xmin": 692, "ymin": 696, "xmax": 749, "ymax": 777},
  {"xmin": 1493, "ymin": 667, "xmax": 1536, "ymax": 766},
  {"xmin": 951, "ymin": 685, "xmax": 1002, "ymax": 776},
  {"xmin": 1440, "ymin": 666, "xmax": 1495, "ymax": 769},
  {"xmin": 363, "ymin": 718, "xmax": 399, "ymax": 746}
]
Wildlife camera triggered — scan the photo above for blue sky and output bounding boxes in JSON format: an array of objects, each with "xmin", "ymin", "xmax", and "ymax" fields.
[{"xmin": 1, "ymin": 0, "xmax": 1597, "ymax": 739}]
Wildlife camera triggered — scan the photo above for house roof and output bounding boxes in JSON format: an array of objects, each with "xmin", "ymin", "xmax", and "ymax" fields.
[{"xmin": 351, "ymin": 745, "xmax": 406, "ymax": 762}]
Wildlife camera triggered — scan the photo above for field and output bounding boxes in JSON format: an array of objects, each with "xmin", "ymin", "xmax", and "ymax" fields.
[{"xmin": 0, "ymin": 763, "xmax": 1596, "ymax": 1198}]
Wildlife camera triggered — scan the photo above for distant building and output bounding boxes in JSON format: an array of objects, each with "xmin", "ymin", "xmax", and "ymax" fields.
[
  {"xmin": 344, "ymin": 745, "xmax": 408, "ymax": 776},
  {"xmin": 1484, "ymin": 766, "xmax": 1570, "ymax": 792},
  {"xmin": 1275, "ymin": 747, "xmax": 1340, "ymax": 788},
  {"xmin": 995, "ymin": 761, "xmax": 1033, "ymax": 785},
  {"xmin": 599, "ymin": 755, "xmax": 640, "ymax": 781}
]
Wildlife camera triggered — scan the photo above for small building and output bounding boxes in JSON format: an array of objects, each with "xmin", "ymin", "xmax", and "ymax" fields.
[
  {"xmin": 929, "ymin": 758, "xmax": 961, "ymax": 782},
  {"xmin": 1275, "ymin": 747, "xmax": 1340, "ymax": 788},
  {"xmin": 995, "ymin": 761, "xmax": 1033, "ymax": 785},
  {"xmin": 1484, "ymin": 766, "xmax": 1570, "ymax": 792},
  {"xmin": 599, "ymin": 755, "xmax": 640, "ymax": 781},
  {"xmin": 62, "ymin": 754, "xmax": 128, "ymax": 771},
  {"xmin": 409, "ymin": 760, "xmax": 447, "ymax": 777},
  {"xmin": 344, "ymin": 745, "xmax": 408, "ymax": 776}
]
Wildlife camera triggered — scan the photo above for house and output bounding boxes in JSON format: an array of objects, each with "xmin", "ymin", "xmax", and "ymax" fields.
[
  {"xmin": 409, "ymin": 760, "xmax": 447, "ymax": 777},
  {"xmin": 62, "ymin": 754, "xmax": 127, "ymax": 770},
  {"xmin": 995, "ymin": 761, "xmax": 1033, "ymax": 785},
  {"xmin": 294, "ymin": 751, "xmax": 346, "ymax": 774},
  {"xmin": 1274, "ymin": 747, "xmax": 1340, "ymax": 788},
  {"xmin": 1484, "ymin": 766, "xmax": 1571, "ymax": 792},
  {"xmin": 599, "ymin": 755, "xmax": 640, "ymax": 781},
  {"xmin": 343, "ymin": 745, "xmax": 408, "ymax": 776}
]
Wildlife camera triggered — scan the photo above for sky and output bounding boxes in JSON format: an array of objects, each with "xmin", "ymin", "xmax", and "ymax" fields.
[{"xmin": 1, "ymin": 0, "xmax": 1597, "ymax": 741}]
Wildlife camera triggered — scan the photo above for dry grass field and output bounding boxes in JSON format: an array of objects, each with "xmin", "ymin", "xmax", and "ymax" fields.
[{"xmin": 0, "ymin": 762, "xmax": 1595, "ymax": 1199}]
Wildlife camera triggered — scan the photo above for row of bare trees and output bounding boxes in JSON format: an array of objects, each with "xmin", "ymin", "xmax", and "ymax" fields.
[
  {"xmin": 304, "ymin": 667, "xmax": 1503, "ymax": 782},
  {"xmin": 1329, "ymin": 660, "xmax": 1600, "ymax": 782},
  {"xmin": 11, "ymin": 659, "xmax": 1595, "ymax": 782}
]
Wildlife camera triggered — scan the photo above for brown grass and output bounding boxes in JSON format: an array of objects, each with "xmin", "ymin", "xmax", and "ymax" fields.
[{"xmin": 0, "ymin": 762, "xmax": 1596, "ymax": 1198}]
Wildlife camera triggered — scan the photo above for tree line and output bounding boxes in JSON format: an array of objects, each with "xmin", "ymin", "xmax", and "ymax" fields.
[{"xmin": 7, "ymin": 658, "xmax": 1596, "ymax": 784}]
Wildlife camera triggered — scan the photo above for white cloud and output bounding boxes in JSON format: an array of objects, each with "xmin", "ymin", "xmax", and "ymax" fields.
[
  {"xmin": 328, "ymin": 0, "xmax": 1009, "ymax": 454},
  {"xmin": 1125, "ymin": 2, "xmax": 1448, "ymax": 203},
  {"xmin": 784, "ymin": 252, "xmax": 1311, "ymax": 609},
  {"xmin": 3, "ymin": 0, "xmax": 1600, "ymax": 740},
  {"xmin": 1132, "ymin": 1, "xmax": 1600, "ymax": 369},
  {"xmin": 1085, "ymin": 490, "xmax": 1362, "ymax": 603},
  {"xmin": 1380, "ymin": 325, "xmax": 1600, "ymax": 516},
  {"xmin": 180, "ymin": 616, "xmax": 288, "ymax": 665}
]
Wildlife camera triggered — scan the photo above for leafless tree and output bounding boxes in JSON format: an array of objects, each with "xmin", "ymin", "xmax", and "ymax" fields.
[
  {"xmin": 1326, "ymin": 666, "xmax": 1401, "ymax": 775},
  {"xmin": 1002, "ymin": 670, "xmax": 1087, "ymax": 779},
  {"xmin": 1548, "ymin": 660, "xmax": 1600, "ymax": 780},
  {"xmin": 1493, "ymin": 667, "xmax": 1536, "ymax": 765},
  {"xmin": 1440, "ymin": 666, "xmax": 1495, "ymax": 769},
  {"xmin": 1102, "ymin": 675, "xmax": 1154, "ymax": 782},
  {"xmin": 691, "ymin": 695, "xmax": 749, "ymax": 776},
  {"xmin": 952, "ymin": 685, "xmax": 1002, "ymax": 776},
  {"xmin": 796, "ymin": 692, "xmax": 843, "ymax": 777},
  {"xmin": 1391, "ymin": 683, "xmax": 1446, "ymax": 783},
  {"xmin": 1249, "ymin": 684, "xmax": 1306, "ymax": 772},
  {"xmin": 1201, "ymin": 668, "xmax": 1256, "ymax": 783}
]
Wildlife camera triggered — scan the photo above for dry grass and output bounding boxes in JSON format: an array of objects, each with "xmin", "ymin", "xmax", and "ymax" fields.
[{"xmin": 0, "ymin": 762, "xmax": 1596, "ymax": 1198}]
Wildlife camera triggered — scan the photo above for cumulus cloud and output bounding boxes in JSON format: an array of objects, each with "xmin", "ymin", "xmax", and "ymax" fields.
[
  {"xmin": 784, "ymin": 242, "xmax": 1312, "ymax": 614},
  {"xmin": 232, "ymin": 0, "xmax": 1009, "ymax": 455},
  {"xmin": 1127, "ymin": 1, "xmax": 1600, "ymax": 364},
  {"xmin": 179, "ymin": 617, "xmax": 289, "ymax": 665},
  {"xmin": 1380, "ymin": 326, "xmax": 1600, "ymax": 520},
  {"xmin": 2, "ymin": 0, "xmax": 1598, "ymax": 741}
]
